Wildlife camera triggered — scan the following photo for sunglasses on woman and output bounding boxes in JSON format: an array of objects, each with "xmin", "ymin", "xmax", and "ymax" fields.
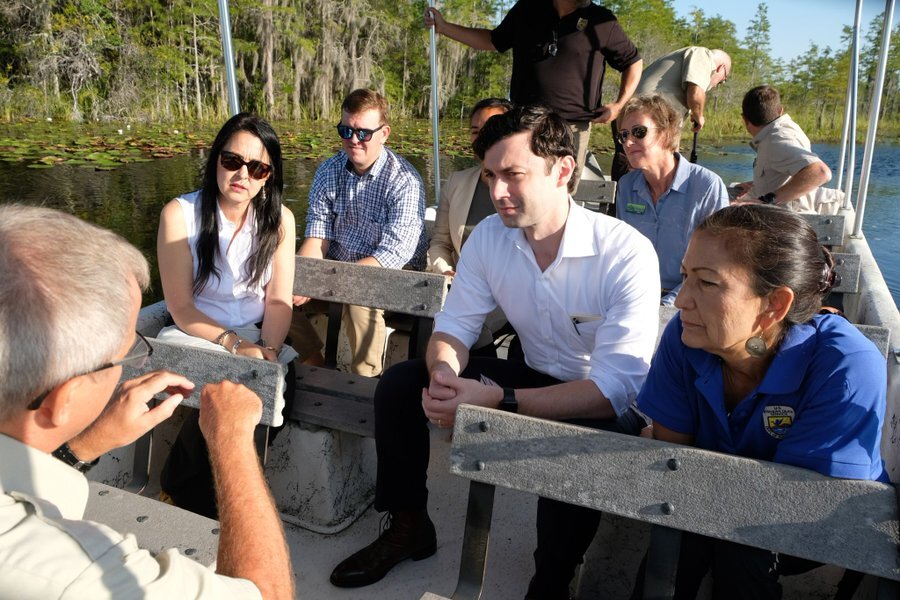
[
  {"xmin": 336, "ymin": 123, "xmax": 386, "ymax": 142},
  {"xmin": 616, "ymin": 125, "xmax": 657, "ymax": 144},
  {"xmin": 219, "ymin": 151, "xmax": 272, "ymax": 180}
]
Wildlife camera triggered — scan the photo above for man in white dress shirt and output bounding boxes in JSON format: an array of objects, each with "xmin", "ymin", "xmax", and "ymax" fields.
[{"xmin": 330, "ymin": 105, "xmax": 660, "ymax": 598}]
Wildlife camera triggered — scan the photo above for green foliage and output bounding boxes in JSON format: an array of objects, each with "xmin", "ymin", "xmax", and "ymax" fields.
[{"xmin": 0, "ymin": 0, "xmax": 895, "ymax": 143}]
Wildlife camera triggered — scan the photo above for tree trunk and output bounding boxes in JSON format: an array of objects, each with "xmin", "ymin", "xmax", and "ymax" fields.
[
  {"xmin": 260, "ymin": 0, "xmax": 275, "ymax": 115},
  {"xmin": 192, "ymin": 7, "xmax": 203, "ymax": 121}
]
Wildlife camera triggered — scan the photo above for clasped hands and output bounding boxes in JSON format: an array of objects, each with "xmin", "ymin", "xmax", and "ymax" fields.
[{"xmin": 421, "ymin": 364, "xmax": 502, "ymax": 429}]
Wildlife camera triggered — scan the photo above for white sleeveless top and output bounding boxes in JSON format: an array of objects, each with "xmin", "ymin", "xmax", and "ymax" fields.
[{"xmin": 176, "ymin": 191, "xmax": 272, "ymax": 328}]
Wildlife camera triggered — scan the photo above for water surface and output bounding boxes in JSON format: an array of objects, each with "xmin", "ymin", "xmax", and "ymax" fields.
[{"xmin": 0, "ymin": 142, "xmax": 896, "ymax": 307}]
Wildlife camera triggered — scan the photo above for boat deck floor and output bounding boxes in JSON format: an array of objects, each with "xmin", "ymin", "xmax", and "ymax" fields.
[{"xmin": 286, "ymin": 425, "xmax": 538, "ymax": 599}]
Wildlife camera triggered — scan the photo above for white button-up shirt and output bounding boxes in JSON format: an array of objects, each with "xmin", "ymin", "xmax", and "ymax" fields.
[
  {"xmin": 178, "ymin": 191, "xmax": 270, "ymax": 328},
  {"xmin": 0, "ymin": 434, "xmax": 260, "ymax": 599},
  {"xmin": 435, "ymin": 201, "xmax": 661, "ymax": 414}
]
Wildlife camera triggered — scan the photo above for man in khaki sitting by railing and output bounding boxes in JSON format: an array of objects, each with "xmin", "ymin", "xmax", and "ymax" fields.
[
  {"xmin": 0, "ymin": 205, "xmax": 293, "ymax": 600},
  {"xmin": 733, "ymin": 85, "xmax": 840, "ymax": 214}
]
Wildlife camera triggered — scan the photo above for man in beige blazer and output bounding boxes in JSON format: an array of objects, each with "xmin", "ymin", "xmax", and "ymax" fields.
[
  {"xmin": 428, "ymin": 97, "xmax": 512, "ymax": 276},
  {"xmin": 428, "ymin": 98, "xmax": 513, "ymax": 354}
]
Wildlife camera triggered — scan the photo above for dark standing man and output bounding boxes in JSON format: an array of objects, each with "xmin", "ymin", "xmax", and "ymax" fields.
[
  {"xmin": 426, "ymin": 0, "xmax": 643, "ymax": 190},
  {"xmin": 329, "ymin": 105, "xmax": 660, "ymax": 597}
]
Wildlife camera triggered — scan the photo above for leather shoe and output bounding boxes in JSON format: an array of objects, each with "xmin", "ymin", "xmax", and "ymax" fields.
[{"xmin": 330, "ymin": 510, "xmax": 437, "ymax": 587}]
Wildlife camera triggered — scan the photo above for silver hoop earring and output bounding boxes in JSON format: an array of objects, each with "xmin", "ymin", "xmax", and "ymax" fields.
[{"xmin": 745, "ymin": 335, "xmax": 768, "ymax": 357}]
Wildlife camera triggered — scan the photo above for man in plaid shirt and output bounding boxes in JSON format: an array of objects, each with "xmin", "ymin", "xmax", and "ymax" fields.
[{"xmin": 296, "ymin": 89, "xmax": 427, "ymax": 376}]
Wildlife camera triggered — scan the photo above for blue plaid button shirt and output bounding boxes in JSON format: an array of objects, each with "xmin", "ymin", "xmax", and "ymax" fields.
[{"xmin": 305, "ymin": 148, "xmax": 427, "ymax": 270}]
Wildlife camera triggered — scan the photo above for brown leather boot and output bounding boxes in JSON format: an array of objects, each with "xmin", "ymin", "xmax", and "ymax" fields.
[{"xmin": 330, "ymin": 510, "xmax": 437, "ymax": 588}]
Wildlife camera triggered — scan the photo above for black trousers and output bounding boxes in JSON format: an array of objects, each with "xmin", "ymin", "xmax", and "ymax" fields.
[
  {"xmin": 632, "ymin": 532, "xmax": 820, "ymax": 600},
  {"xmin": 160, "ymin": 359, "xmax": 296, "ymax": 519},
  {"xmin": 373, "ymin": 357, "xmax": 645, "ymax": 599},
  {"xmin": 610, "ymin": 119, "xmax": 631, "ymax": 185}
]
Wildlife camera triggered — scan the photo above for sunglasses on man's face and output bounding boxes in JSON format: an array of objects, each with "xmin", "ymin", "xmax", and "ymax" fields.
[
  {"xmin": 219, "ymin": 151, "xmax": 272, "ymax": 180},
  {"xmin": 336, "ymin": 123, "xmax": 386, "ymax": 142},
  {"xmin": 616, "ymin": 125, "xmax": 657, "ymax": 144}
]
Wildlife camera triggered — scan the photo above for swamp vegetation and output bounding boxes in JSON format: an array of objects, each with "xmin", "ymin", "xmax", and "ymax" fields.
[{"xmin": 0, "ymin": 1, "xmax": 897, "ymax": 170}]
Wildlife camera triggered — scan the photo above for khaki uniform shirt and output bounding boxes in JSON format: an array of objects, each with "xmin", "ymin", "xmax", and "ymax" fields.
[
  {"xmin": 636, "ymin": 46, "xmax": 716, "ymax": 115},
  {"xmin": 748, "ymin": 114, "xmax": 823, "ymax": 213},
  {"xmin": 0, "ymin": 434, "xmax": 261, "ymax": 600}
]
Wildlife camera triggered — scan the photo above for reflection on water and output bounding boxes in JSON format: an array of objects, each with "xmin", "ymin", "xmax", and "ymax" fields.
[{"xmin": 0, "ymin": 143, "xmax": 896, "ymax": 307}]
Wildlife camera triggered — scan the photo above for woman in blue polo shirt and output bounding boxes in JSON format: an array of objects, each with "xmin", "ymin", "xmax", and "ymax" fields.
[
  {"xmin": 615, "ymin": 94, "xmax": 729, "ymax": 306},
  {"xmin": 637, "ymin": 204, "xmax": 887, "ymax": 598}
]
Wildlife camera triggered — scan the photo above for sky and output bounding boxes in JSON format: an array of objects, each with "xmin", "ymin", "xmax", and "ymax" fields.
[{"xmin": 670, "ymin": 0, "xmax": 898, "ymax": 63}]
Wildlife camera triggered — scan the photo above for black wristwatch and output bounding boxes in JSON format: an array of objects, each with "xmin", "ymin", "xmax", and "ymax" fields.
[
  {"xmin": 758, "ymin": 192, "xmax": 777, "ymax": 204},
  {"xmin": 52, "ymin": 442, "xmax": 99, "ymax": 473},
  {"xmin": 500, "ymin": 387, "xmax": 519, "ymax": 413}
]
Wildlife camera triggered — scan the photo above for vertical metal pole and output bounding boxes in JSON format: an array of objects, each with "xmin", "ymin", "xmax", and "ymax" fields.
[
  {"xmin": 428, "ymin": 2, "xmax": 442, "ymax": 205},
  {"xmin": 842, "ymin": 0, "xmax": 864, "ymax": 209},
  {"xmin": 852, "ymin": 0, "xmax": 895, "ymax": 237},
  {"xmin": 218, "ymin": 0, "xmax": 241, "ymax": 116},
  {"xmin": 836, "ymin": 56, "xmax": 852, "ymax": 191}
]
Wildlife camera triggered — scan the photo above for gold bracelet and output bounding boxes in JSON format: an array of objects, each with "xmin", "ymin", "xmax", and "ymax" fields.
[{"xmin": 214, "ymin": 329, "xmax": 236, "ymax": 347}]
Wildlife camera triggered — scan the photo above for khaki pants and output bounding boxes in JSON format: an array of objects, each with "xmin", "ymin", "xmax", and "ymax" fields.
[
  {"xmin": 342, "ymin": 304, "xmax": 386, "ymax": 377},
  {"xmin": 568, "ymin": 121, "xmax": 592, "ymax": 194}
]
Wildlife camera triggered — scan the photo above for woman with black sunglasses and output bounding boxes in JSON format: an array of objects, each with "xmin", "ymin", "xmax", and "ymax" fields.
[
  {"xmin": 155, "ymin": 113, "xmax": 306, "ymax": 517},
  {"xmin": 615, "ymin": 94, "xmax": 729, "ymax": 307}
]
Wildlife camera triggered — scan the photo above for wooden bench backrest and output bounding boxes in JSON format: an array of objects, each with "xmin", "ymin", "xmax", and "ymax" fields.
[
  {"xmin": 450, "ymin": 404, "xmax": 900, "ymax": 581},
  {"xmin": 122, "ymin": 339, "xmax": 286, "ymax": 426},
  {"xmin": 127, "ymin": 301, "xmax": 284, "ymax": 492},
  {"xmin": 293, "ymin": 256, "xmax": 447, "ymax": 318},
  {"xmin": 830, "ymin": 252, "xmax": 861, "ymax": 294},
  {"xmin": 573, "ymin": 179, "xmax": 617, "ymax": 213},
  {"xmin": 799, "ymin": 213, "xmax": 846, "ymax": 248}
]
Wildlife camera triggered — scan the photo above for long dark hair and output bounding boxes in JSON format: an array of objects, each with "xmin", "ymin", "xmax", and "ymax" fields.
[
  {"xmin": 193, "ymin": 113, "xmax": 284, "ymax": 295},
  {"xmin": 697, "ymin": 204, "xmax": 838, "ymax": 325}
]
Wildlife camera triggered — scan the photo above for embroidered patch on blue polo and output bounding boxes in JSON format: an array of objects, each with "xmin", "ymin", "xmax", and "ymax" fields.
[{"xmin": 762, "ymin": 405, "xmax": 795, "ymax": 439}]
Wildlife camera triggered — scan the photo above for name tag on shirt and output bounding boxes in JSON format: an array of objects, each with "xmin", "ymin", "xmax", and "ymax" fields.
[{"xmin": 625, "ymin": 202, "xmax": 646, "ymax": 215}]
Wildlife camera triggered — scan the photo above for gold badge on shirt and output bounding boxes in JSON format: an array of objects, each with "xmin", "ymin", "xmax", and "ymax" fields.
[{"xmin": 576, "ymin": 17, "xmax": 588, "ymax": 31}]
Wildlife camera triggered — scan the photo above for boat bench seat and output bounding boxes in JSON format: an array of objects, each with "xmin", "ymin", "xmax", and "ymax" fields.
[
  {"xmin": 120, "ymin": 305, "xmax": 286, "ymax": 492},
  {"xmin": 573, "ymin": 179, "xmax": 616, "ymax": 214},
  {"xmin": 798, "ymin": 212, "xmax": 846, "ymax": 249},
  {"xmin": 84, "ymin": 481, "xmax": 221, "ymax": 567},
  {"xmin": 426, "ymin": 404, "xmax": 899, "ymax": 600},
  {"xmin": 81, "ymin": 303, "xmax": 286, "ymax": 568},
  {"xmin": 289, "ymin": 256, "xmax": 448, "ymax": 437}
]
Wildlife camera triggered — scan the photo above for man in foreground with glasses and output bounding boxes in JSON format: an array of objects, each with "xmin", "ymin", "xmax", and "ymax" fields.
[
  {"xmin": 0, "ymin": 205, "xmax": 293, "ymax": 599},
  {"xmin": 425, "ymin": 1, "xmax": 643, "ymax": 191},
  {"xmin": 296, "ymin": 88, "xmax": 427, "ymax": 377},
  {"xmin": 330, "ymin": 105, "xmax": 660, "ymax": 597},
  {"xmin": 611, "ymin": 46, "xmax": 731, "ymax": 181}
]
